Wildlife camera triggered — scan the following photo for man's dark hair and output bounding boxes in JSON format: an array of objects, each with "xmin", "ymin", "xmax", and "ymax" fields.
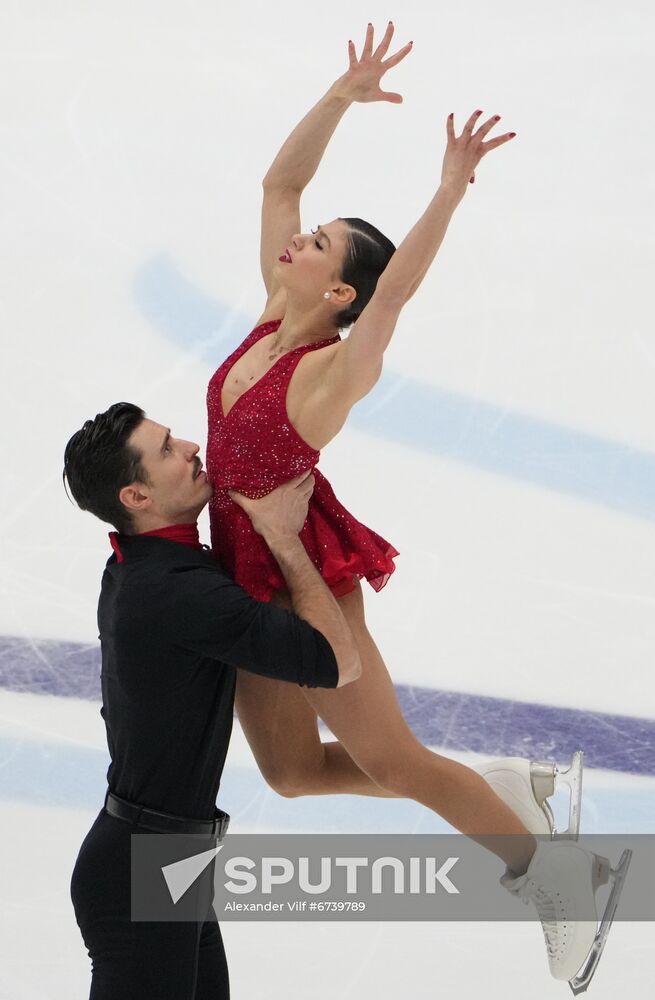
[
  {"xmin": 335, "ymin": 218, "xmax": 396, "ymax": 331},
  {"xmin": 63, "ymin": 402, "xmax": 149, "ymax": 535}
]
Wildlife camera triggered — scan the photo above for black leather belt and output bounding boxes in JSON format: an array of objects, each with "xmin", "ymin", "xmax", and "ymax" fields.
[{"xmin": 104, "ymin": 790, "xmax": 230, "ymax": 839}]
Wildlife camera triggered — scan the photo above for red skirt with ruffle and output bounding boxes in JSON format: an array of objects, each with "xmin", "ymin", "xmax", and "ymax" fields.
[{"xmin": 210, "ymin": 468, "xmax": 399, "ymax": 603}]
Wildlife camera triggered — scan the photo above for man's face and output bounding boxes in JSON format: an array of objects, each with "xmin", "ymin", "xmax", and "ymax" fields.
[{"xmin": 120, "ymin": 418, "xmax": 212, "ymax": 527}]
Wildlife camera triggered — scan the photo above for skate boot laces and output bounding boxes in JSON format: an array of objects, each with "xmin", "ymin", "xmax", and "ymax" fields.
[
  {"xmin": 502, "ymin": 868, "xmax": 570, "ymax": 960},
  {"xmin": 525, "ymin": 880, "xmax": 569, "ymax": 960}
]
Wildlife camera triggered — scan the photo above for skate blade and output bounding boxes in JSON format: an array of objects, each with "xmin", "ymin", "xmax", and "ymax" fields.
[
  {"xmin": 531, "ymin": 750, "xmax": 584, "ymax": 839},
  {"xmin": 568, "ymin": 848, "xmax": 633, "ymax": 996},
  {"xmin": 556, "ymin": 749, "xmax": 584, "ymax": 840}
]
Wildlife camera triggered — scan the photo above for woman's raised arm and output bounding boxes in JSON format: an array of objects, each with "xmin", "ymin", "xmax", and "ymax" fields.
[
  {"xmin": 375, "ymin": 110, "xmax": 517, "ymax": 307},
  {"xmin": 260, "ymin": 22, "xmax": 412, "ymax": 296},
  {"xmin": 328, "ymin": 108, "xmax": 518, "ymax": 401}
]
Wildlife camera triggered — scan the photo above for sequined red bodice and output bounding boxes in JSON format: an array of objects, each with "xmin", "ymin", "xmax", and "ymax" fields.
[{"xmin": 206, "ymin": 319, "xmax": 398, "ymax": 602}]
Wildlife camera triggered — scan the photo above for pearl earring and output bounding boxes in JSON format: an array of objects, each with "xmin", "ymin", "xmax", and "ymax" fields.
[{"xmin": 323, "ymin": 292, "xmax": 331, "ymax": 300}]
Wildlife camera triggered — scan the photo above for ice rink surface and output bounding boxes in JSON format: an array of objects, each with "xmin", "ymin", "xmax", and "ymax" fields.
[{"xmin": 1, "ymin": 1, "xmax": 653, "ymax": 997}]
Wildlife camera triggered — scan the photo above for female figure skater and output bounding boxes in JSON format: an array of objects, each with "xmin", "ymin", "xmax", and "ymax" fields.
[
  {"xmin": 205, "ymin": 25, "xmax": 631, "ymax": 988},
  {"xmin": 206, "ymin": 22, "xmax": 569, "ymax": 876}
]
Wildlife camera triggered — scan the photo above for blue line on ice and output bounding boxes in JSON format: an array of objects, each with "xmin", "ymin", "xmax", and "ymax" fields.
[{"xmin": 2, "ymin": 635, "xmax": 653, "ymax": 776}]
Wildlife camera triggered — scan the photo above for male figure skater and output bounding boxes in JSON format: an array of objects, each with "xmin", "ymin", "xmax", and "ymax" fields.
[{"xmin": 63, "ymin": 401, "xmax": 361, "ymax": 1000}]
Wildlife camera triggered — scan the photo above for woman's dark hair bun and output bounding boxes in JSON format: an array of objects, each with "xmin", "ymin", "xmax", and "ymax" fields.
[{"xmin": 335, "ymin": 218, "xmax": 396, "ymax": 330}]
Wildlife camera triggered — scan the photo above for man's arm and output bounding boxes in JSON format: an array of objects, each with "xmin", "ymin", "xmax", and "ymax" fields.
[
  {"xmin": 228, "ymin": 471, "xmax": 362, "ymax": 688},
  {"xmin": 175, "ymin": 472, "xmax": 360, "ymax": 689},
  {"xmin": 173, "ymin": 567, "xmax": 343, "ymax": 689},
  {"xmin": 265, "ymin": 534, "xmax": 361, "ymax": 688}
]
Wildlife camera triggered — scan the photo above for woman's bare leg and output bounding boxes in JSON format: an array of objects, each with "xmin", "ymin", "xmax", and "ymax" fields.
[
  {"xmin": 301, "ymin": 580, "xmax": 536, "ymax": 874},
  {"xmin": 234, "ymin": 587, "xmax": 399, "ymax": 798},
  {"xmin": 236, "ymin": 580, "xmax": 535, "ymax": 873}
]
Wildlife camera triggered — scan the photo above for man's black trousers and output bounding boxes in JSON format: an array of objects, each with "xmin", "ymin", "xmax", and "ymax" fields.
[{"xmin": 70, "ymin": 808, "xmax": 229, "ymax": 999}]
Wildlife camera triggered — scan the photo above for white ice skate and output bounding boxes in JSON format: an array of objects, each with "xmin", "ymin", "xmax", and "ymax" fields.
[
  {"xmin": 475, "ymin": 751, "xmax": 584, "ymax": 838},
  {"xmin": 500, "ymin": 839, "xmax": 633, "ymax": 994}
]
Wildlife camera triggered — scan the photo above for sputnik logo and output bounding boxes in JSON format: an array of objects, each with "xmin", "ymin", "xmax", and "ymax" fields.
[{"xmin": 161, "ymin": 845, "xmax": 224, "ymax": 904}]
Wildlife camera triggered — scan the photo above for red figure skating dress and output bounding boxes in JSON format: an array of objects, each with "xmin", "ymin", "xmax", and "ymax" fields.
[{"xmin": 206, "ymin": 319, "xmax": 399, "ymax": 602}]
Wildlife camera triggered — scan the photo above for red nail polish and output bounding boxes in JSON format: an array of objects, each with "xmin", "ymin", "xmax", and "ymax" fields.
[{"xmin": 509, "ymin": 132, "xmax": 516, "ymax": 137}]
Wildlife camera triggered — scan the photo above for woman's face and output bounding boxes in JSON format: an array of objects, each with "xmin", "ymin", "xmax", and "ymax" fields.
[{"xmin": 275, "ymin": 218, "xmax": 353, "ymax": 305}]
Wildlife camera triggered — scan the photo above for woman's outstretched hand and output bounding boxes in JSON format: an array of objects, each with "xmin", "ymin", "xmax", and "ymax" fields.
[
  {"xmin": 332, "ymin": 21, "xmax": 413, "ymax": 104},
  {"xmin": 442, "ymin": 110, "xmax": 517, "ymax": 189}
]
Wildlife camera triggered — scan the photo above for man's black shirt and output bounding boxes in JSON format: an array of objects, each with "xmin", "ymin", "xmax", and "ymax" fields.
[{"xmin": 98, "ymin": 535, "xmax": 339, "ymax": 820}]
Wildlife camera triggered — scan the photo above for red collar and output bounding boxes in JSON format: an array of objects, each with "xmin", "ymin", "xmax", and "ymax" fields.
[{"xmin": 108, "ymin": 523, "xmax": 203, "ymax": 563}]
